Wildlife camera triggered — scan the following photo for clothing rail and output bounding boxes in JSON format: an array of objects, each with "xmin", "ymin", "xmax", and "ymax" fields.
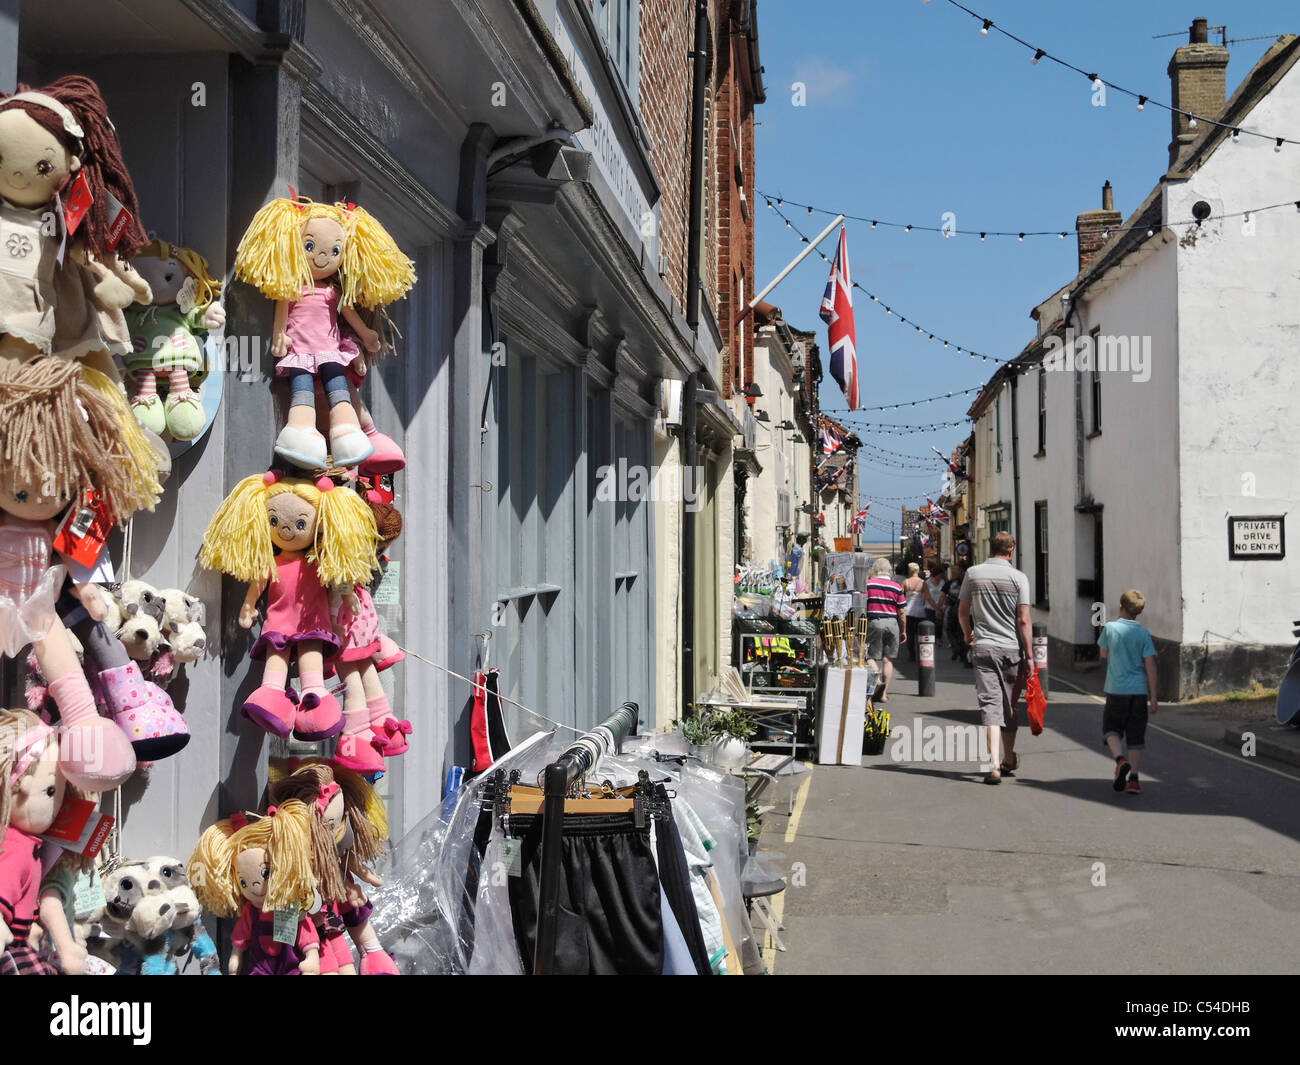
[{"xmin": 534, "ymin": 702, "xmax": 640, "ymax": 975}]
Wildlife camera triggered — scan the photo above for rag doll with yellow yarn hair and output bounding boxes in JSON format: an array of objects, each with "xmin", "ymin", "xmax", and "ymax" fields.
[
  {"xmin": 124, "ymin": 240, "xmax": 225, "ymax": 441},
  {"xmin": 200, "ymin": 472, "xmax": 379, "ymax": 751},
  {"xmin": 233, "ymin": 197, "xmax": 415, "ymax": 470},
  {"xmin": 187, "ymin": 800, "xmax": 322, "ymax": 975}
]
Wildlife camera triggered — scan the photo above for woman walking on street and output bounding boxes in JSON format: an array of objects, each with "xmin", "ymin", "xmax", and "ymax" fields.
[
  {"xmin": 923, "ymin": 561, "xmax": 947, "ymax": 639},
  {"xmin": 944, "ymin": 563, "xmax": 969, "ymax": 664},
  {"xmin": 902, "ymin": 562, "xmax": 926, "ymax": 662}
]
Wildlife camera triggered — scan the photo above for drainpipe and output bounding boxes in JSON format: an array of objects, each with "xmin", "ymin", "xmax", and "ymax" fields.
[
  {"xmin": 682, "ymin": 0, "xmax": 709, "ymax": 718},
  {"xmin": 1010, "ymin": 369, "xmax": 1022, "ymax": 558}
]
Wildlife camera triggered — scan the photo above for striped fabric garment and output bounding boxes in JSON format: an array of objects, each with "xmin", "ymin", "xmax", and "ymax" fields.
[{"xmin": 864, "ymin": 577, "xmax": 905, "ymax": 618}]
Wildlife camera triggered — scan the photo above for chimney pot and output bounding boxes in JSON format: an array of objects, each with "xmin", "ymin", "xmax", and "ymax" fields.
[
  {"xmin": 1102, "ymin": 181, "xmax": 1114, "ymax": 211},
  {"xmin": 1190, "ymin": 18, "xmax": 1209, "ymax": 44}
]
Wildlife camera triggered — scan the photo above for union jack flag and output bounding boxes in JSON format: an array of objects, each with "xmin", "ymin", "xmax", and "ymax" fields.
[
  {"xmin": 819, "ymin": 227, "xmax": 858, "ymax": 410},
  {"xmin": 849, "ymin": 503, "xmax": 871, "ymax": 533},
  {"xmin": 925, "ymin": 498, "xmax": 951, "ymax": 527},
  {"xmin": 821, "ymin": 420, "xmax": 844, "ymax": 457}
]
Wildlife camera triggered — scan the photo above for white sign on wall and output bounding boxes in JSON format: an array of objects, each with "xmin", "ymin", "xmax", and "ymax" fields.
[{"xmin": 1227, "ymin": 516, "xmax": 1285, "ymax": 560}]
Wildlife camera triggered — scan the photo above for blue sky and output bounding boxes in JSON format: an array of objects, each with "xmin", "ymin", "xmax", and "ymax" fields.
[{"xmin": 753, "ymin": 0, "xmax": 1295, "ymax": 541}]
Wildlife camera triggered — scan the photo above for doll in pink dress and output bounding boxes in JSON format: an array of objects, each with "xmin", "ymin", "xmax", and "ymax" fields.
[
  {"xmin": 188, "ymin": 800, "xmax": 321, "ymax": 975},
  {"xmin": 0, "ymin": 709, "xmax": 66, "ymax": 975},
  {"xmin": 233, "ymin": 198, "xmax": 415, "ymax": 471},
  {"xmin": 200, "ymin": 472, "xmax": 379, "ymax": 741}
]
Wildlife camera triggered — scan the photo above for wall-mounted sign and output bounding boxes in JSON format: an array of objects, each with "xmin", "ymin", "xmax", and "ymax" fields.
[{"xmin": 1228, "ymin": 516, "xmax": 1285, "ymax": 560}]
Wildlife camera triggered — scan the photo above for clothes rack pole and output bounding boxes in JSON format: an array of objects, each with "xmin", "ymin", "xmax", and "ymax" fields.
[{"xmin": 533, "ymin": 702, "xmax": 640, "ymax": 975}]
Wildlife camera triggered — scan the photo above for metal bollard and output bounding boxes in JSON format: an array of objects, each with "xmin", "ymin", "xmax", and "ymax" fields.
[
  {"xmin": 918, "ymin": 620, "xmax": 935, "ymax": 696},
  {"xmin": 1032, "ymin": 622, "xmax": 1049, "ymax": 698}
]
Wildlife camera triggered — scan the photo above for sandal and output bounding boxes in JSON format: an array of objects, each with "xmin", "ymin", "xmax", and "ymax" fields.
[
  {"xmin": 983, "ymin": 769, "xmax": 1002, "ymax": 785},
  {"xmin": 1000, "ymin": 753, "xmax": 1020, "ymax": 776}
]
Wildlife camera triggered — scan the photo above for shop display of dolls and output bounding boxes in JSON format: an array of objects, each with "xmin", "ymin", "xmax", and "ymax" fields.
[{"xmin": 0, "ymin": 75, "xmax": 413, "ymax": 977}]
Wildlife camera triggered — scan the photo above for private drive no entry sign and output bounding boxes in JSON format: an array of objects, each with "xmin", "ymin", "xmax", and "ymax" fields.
[{"xmin": 1228, "ymin": 515, "xmax": 1285, "ymax": 560}]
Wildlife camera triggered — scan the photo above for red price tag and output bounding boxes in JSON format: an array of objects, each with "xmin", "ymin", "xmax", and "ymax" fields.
[
  {"xmin": 62, "ymin": 171, "xmax": 94, "ymax": 236},
  {"xmin": 52, "ymin": 488, "xmax": 113, "ymax": 568}
]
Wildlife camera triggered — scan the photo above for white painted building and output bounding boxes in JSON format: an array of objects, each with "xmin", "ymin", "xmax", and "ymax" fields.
[
  {"xmin": 968, "ymin": 25, "xmax": 1300, "ymax": 698},
  {"xmin": 744, "ymin": 307, "xmax": 816, "ymax": 580}
]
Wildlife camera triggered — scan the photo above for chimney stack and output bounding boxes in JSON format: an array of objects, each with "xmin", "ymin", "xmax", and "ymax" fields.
[
  {"xmin": 1167, "ymin": 17, "xmax": 1229, "ymax": 169},
  {"xmin": 1075, "ymin": 181, "xmax": 1123, "ymax": 274}
]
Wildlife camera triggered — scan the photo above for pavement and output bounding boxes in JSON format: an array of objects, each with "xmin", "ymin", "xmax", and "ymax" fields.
[{"xmin": 755, "ymin": 646, "xmax": 1300, "ymax": 974}]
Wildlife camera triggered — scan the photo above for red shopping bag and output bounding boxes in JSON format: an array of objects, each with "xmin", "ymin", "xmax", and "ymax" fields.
[{"xmin": 1025, "ymin": 669, "xmax": 1047, "ymax": 735}]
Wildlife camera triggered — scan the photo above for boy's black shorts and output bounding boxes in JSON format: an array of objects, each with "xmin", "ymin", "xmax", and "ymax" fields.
[{"xmin": 1102, "ymin": 693, "xmax": 1148, "ymax": 748}]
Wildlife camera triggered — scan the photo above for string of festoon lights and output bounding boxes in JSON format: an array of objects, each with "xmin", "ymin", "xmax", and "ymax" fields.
[
  {"xmin": 855, "ymin": 445, "xmax": 946, "ymax": 471},
  {"xmin": 926, "ymin": 0, "xmax": 1300, "ymax": 150},
  {"xmin": 822, "ymin": 414, "xmax": 970, "ymax": 436},
  {"xmin": 768, "ymin": 199, "xmax": 1300, "ymax": 375},
  {"xmin": 761, "ymin": 189, "xmax": 1300, "ymax": 243}
]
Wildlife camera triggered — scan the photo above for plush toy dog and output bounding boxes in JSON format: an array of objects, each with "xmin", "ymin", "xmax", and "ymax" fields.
[
  {"xmin": 156, "ymin": 588, "xmax": 207, "ymax": 665},
  {"xmin": 100, "ymin": 857, "xmax": 219, "ymax": 975},
  {"xmin": 114, "ymin": 581, "xmax": 168, "ymax": 661}
]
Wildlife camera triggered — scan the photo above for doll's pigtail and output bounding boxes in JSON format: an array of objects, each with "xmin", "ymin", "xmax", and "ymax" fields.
[
  {"xmin": 337, "ymin": 206, "xmax": 416, "ymax": 309},
  {"xmin": 173, "ymin": 246, "xmax": 223, "ymax": 308},
  {"xmin": 234, "ymin": 198, "xmax": 316, "ymax": 301},
  {"xmin": 261, "ymin": 800, "xmax": 318, "ymax": 913},
  {"xmin": 187, "ymin": 820, "xmax": 239, "ymax": 918},
  {"xmin": 199, "ymin": 474, "xmax": 274, "ymax": 583},
  {"xmin": 263, "ymin": 764, "xmax": 347, "ymax": 902},
  {"xmin": 44, "ymin": 76, "xmax": 148, "ymax": 259},
  {"xmin": 332, "ymin": 763, "xmax": 389, "ymax": 863},
  {"xmin": 77, "ymin": 367, "xmax": 162, "ymax": 517},
  {"xmin": 311, "ymin": 483, "xmax": 380, "ymax": 588},
  {"xmin": 0, "ymin": 708, "xmax": 43, "ymax": 842}
]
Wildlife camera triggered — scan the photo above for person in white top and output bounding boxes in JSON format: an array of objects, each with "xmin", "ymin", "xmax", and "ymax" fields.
[{"xmin": 901, "ymin": 562, "xmax": 926, "ymax": 661}]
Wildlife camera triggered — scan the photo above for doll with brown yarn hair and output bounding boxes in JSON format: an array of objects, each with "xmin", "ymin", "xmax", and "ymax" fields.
[
  {"xmin": 187, "ymin": 799, "xmax": 322, "ymax": 976},
  {"xmin": 0, "ymin": 76, "xmax": 163, "ymax": 502},
  {"xmin": 0, "ymin": 76, "xmax": 151, "ymax": 369},
  {"xmin": 264, "ymin": 758, "xmax": 399, "ymax": 974}
]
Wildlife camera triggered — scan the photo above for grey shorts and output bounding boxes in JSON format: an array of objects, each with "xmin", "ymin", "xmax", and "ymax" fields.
[
  {"xmin": 972, "ymin": 646, "xmax": 1024, "ymax": 729},
  {"xmin": 866, "ymin": 618, "xmax": 900, "ymax": 661}
]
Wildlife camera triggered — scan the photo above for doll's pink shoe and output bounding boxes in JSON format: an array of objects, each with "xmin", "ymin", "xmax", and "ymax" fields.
[
  {"xmin": 374, "ymin": 718, "xmax": 412, "ymax": 757},
  {"xmin": 333, "ymin": 732, "xmax": 386, "ymax": 774},
  {"xmin": 100, "ymin": 661, "xmax": 190, "ymax": 760},
  {"xmin": 358, "ymin": 427, "xmax": 405, "ymax": 475},
  {"xmin": 242, "ymin": 684, "xmax": 297, "ymax": 738},
  {"xmin": 372, "ymin": 632, "xmax": 405, "ymax": 672},
  {"xmin": 358, "ymin": 950, "xmax": 400, "ymax": 975},
  {"xmin": 294, "ymin": 688, "xmax": 344, "ymax": 741},
  {"xmin": 329, "ymin": 425, "xmax": 374, "ymax": 467}
]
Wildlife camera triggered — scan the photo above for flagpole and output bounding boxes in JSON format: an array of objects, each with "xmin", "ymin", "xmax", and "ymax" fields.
[{"xmin": 734, "ymin": 213, "xmax": 845, "ymax": 326}]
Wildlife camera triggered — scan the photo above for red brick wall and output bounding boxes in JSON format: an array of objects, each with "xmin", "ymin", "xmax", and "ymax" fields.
[
  {"xmin": 639, "ymin": 0, "xmax": 758, "ymax": 398},
  {"xmin": 638, "ymin": 0, "xmax": 692, "ymax": 313}
]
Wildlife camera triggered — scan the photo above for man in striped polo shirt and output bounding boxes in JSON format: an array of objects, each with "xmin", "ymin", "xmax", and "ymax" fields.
[
  {"xmin": 958, "ymin": 531, "xmax": 1033, "ymax": 785},
  {"xmin": 864, "ymin": 557, "xmax": 907, "ymax": 702}
]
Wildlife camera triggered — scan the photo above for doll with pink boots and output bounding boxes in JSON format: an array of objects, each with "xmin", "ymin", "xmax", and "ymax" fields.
[{"xmin": 199, "ymin": 472, "xmax": 379, "ymax": 746}]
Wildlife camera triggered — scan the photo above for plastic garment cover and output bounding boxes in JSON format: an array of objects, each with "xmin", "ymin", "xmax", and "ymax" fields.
[
  {"xmin": 369, "ymin": 730, "xmax": 555, "ymax": 975},
  {"xmin": 605, "ymin": 738, "xmax": 752, "ymax": 972}
]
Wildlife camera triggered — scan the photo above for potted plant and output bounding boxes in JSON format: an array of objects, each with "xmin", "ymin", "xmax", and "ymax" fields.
[
  {"xmin": 674, "ymin": 709, "xmax": 717, "ymax": 762},
  {"xmin": 710, "ymin": 707, "xmax": 756, "ymax": 768}
]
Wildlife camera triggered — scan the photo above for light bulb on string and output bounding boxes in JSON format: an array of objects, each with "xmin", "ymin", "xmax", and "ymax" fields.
[
  {"xmin": 980, "ymin": 19, "xmax": 992, "ymax": 34},
  {"xmin": 1277, "ymin": 138, "xmax": 1285, "ymax": 152},
  {"xmin": 1189, "ymin": 116, "xmax": 1198, "ymax": 128},
  {"xmin": 1137, "ymin": 96, "xmax": 1146, "ymax": 112},
  {"xmin": 980, "ymin": 233, "xmax": 986, "ymax": 242},
  {"xmin": 1031, "ymin": 49, "xmax": 1045, "ymax": 65},
  {"xmin": 1018, "ymin": 233, "xmax": 1025, "ymax": 242}
]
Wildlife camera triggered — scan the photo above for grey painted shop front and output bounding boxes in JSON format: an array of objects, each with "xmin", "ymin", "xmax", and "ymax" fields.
[{"xmin": 1, "ymin": 0, "xmax": 700, "ymax": 857}]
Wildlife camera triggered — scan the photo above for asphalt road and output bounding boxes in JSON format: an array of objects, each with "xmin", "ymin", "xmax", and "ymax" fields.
[{"xmin": 758, "ymin": 649, "xmax": 1300, "ymax": 974}]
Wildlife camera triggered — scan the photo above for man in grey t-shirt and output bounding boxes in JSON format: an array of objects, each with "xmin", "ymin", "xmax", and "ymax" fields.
[{"xmin": 959, "ymin": 531, "xmax": 1033, "ymax": 784}]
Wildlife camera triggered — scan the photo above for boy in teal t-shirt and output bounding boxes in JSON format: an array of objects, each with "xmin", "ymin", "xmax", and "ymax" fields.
[{"xmin": 1098, "ymin": 589, "xmax": 1158, "ymax": 794}]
